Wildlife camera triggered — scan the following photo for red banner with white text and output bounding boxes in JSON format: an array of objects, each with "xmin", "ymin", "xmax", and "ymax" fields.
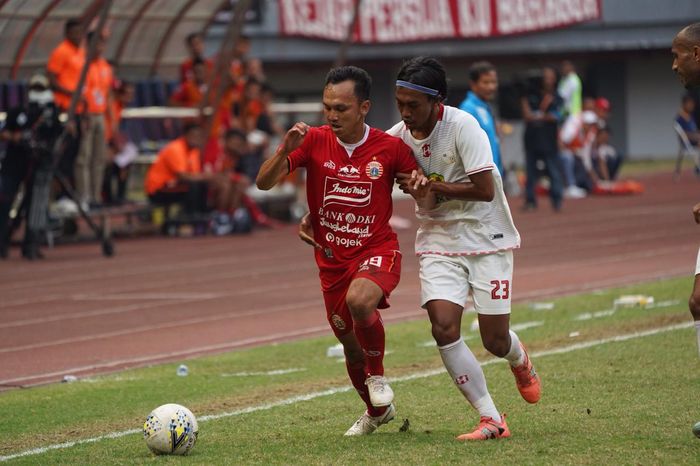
[{"xmin": 279, "ymin": 0, "xmax": 601, "ymax": 43}]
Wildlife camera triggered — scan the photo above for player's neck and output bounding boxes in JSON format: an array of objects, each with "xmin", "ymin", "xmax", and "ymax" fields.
[
  {"xmin": 338, "ymin": 123, "xmax": 367, "ymax": 145},
  {"xmin": 411, "ymin": 114, "xmax": 439, "ymax": 140}
]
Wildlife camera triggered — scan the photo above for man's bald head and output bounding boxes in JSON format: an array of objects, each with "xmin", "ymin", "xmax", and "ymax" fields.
[{"xmin": 672, "ymin": 22, "xmax": 700, "ymax": 89}]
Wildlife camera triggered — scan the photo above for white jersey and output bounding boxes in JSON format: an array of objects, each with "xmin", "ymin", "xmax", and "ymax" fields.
[{"xmin": 387, "ymin": 105, "xmax": 520, "ymax": 256}]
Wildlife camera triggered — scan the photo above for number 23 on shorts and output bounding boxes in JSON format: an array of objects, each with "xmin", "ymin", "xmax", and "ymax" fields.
[{"xmin": 490, "ymin": 280, "xmax": 510, "ymax": 300}]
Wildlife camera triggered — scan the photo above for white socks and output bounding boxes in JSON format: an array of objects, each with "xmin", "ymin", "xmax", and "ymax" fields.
[
  {"xmin": 504, "ymin": 330, "xmax": 526, "ymax": 367},
  {"xmin": 438, "ymin": 338, "xmax": 500, "ymax": 422},
  {"xmin": 695, "ymin": 321, "xmax": 700, "ymax": 358}
]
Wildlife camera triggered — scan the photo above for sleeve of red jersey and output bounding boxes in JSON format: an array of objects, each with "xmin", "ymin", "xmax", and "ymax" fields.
[
  {"xmin": 287, "ymin": 126, "xmax": 314, "ymax": 172},
  {"xmin": 457, "ymin": 115, "xmax": 494, "ymax": 176},
  {"xmin": 395, "ymin": 140, "xmax": 418, "ymax": 174}
]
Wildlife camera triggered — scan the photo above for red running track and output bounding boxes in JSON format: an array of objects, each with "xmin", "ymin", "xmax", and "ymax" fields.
[{"xmin": 0, "ymin": 171, "xmax": 697, "ymax": 389}]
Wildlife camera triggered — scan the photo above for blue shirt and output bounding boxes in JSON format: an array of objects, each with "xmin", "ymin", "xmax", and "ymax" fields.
[
  {"xmin": 459, "ymin": 91, "xmax": 503, "ymax": 175},
  {"xmin": 676, "ymin": 114, "xmax": 698, "ymax": 147}
]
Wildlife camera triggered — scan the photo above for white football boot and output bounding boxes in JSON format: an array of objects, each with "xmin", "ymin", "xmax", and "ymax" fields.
[
  {"xmin": 344, "ymin": 403, "xmax": 396, "ymax": 436},
  {"xmin": 365, "ymin": 375, "xmax": 394, "ymax": 407}
]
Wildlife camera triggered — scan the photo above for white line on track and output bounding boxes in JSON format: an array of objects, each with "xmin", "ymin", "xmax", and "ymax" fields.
[
  {"xmin": 0, "ymin": 321, "xmax": 691, "ymax": 462},
  {"xmin": 0, "ymin": 309, "xmax": 425, "ymax": 386}
]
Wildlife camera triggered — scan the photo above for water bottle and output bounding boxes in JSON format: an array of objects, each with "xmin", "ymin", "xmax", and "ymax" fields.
[{"xmin": 176, "ymin": 364, "xmax": 189, "ymax": 377}]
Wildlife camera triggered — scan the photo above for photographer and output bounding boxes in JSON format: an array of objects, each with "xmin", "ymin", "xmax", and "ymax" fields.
[{"xmin": 0, "ymin": 74, "xmax": 62, "ymax": 260}]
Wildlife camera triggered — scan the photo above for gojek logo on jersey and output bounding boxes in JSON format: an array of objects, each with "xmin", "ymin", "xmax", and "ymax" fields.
[{"xmin": 323, "ymin": 177, "xmax": 372, "ymax": 208}]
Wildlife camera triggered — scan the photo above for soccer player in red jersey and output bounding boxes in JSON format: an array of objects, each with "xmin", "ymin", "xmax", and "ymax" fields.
[{"xmin": 256, "ymin": 66, "xmax": 419, "ymax": 436}]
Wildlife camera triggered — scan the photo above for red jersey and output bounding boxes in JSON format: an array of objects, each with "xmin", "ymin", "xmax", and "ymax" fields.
[{"xmin": 288, "ymin": 125, "xmax": 417, "ymax": 286}]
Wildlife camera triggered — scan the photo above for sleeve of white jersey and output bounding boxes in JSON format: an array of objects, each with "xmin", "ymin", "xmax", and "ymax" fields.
[{"xmin": 456, "ymin": 113, "xmax": 494, "ymax": 176}]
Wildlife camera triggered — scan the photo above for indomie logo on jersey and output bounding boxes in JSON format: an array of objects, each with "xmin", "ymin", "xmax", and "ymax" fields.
[{"xmin": 323, "ymin": 177, "xmax": 372, "ymax": 208}]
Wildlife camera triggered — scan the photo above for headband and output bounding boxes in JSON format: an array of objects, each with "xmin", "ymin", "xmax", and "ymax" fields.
[{"xmin": 396, "ymin": 80, "xmax": 440, "ymax": 97}]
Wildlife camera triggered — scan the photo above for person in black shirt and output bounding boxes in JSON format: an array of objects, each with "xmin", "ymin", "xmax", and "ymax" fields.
[
  {"xmin": 0, "ymin": 74, "xmax": 62, "ymax": 259},
  {"xmin": 520, "ymin": 66, "xmax": 564, "ymax": 211}
]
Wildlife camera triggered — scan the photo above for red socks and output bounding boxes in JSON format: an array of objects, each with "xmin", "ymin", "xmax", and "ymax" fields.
[
  {"xmin": 345, "ymin": 359, "xmax": 385, "ymax": 417},
  {"xmin": 353, "ymin": 310, "xmax": 385, "ymax": 377}
]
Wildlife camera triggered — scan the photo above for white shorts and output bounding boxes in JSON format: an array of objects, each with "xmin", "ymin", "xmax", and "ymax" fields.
[
  {"xmin": 419, "ymin": 250, "xmax": 514, "ymax": 315},
  {"xmin": 696, "ymin": 247, "xmax": 700, "ymax": 276}
]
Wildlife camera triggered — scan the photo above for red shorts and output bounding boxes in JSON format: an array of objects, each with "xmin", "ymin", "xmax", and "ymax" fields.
[{"xmin": 321, "ymin": 251, "xmax": 402, "ymax": 338}]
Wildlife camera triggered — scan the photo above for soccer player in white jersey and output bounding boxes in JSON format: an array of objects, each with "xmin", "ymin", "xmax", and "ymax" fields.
[
  {"xmin": 672, "ymin": 22, "xmax": 700, "ymax": 357},
  {"xmin": 387, "ymin": 57, "xmax": 541, "ymax": 440}
]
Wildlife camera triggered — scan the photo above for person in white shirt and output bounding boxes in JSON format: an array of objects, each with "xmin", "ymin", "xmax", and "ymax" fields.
[{"xmin": 388, "ymin": 57, "xmax": 541, "ymax": 441}]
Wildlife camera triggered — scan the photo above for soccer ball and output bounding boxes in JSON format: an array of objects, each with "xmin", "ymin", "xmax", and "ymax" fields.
[{"xmin": 143, "ymin": 403, "xmax": 198, "ymax": 455}]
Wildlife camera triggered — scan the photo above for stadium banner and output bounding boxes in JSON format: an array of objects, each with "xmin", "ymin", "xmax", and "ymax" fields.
[{"xmin": 279, "ymin": 0, "xmax": 601, "ymax": 43}]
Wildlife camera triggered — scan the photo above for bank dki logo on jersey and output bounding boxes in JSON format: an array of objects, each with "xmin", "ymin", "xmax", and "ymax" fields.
[
  {"xmin": 323, "ymin": 177, "xmax": 372, "ymax": 208},
  {"xmin": 365, "ymin": 159, "xmax": 383, "ymax": 180}
]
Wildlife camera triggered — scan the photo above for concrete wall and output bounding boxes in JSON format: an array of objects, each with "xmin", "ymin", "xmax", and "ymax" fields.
[{"xmin": 625, "ymin": 53, "xmax": 685, "ymax": 159}]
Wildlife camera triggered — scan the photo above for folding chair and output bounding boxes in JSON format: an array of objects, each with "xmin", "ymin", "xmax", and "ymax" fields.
[{"xmin": 673, "ymin": 121, "xmax": 700, "ymax": 179}]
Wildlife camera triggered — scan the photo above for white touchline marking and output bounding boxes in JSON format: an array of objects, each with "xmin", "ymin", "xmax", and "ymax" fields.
[
  {"xmin": 574, "ymin": 309, "xmax": 616, "ymax": 321},
  {"xmin": 0, "ymin": 321, "xmax": 692, "ymax": 462},
  {"xmin": 221, "ymin": 368, "xmax": 306, "ymax": 377},
  {"xmin": 510, "ymin": 321, "xmax": 544, "ymax": 331}
]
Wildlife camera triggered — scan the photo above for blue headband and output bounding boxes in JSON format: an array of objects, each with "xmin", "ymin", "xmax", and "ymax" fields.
[{"xmin": 396, "ymin": 80, "xmax": 440, "ymax": 97}]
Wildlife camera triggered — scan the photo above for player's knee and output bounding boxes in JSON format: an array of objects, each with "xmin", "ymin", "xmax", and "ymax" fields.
[
  {"xmin": 345, "ymin": 291, "xmax": 374, "ymax": 319},
  {"xmin": 689, "ymin": 292, "xmax": 700, "ymax": 320},
  {"xmin": 482, "ymin": 333, "xmax": 509, "ymax": 358},
  {"xmin": 431, "ymin": 321, "xmax": 461, "ymax": 347}
]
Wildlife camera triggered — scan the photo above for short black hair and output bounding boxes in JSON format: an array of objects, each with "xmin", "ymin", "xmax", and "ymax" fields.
[
  {"xmin": 396, "ymin": 56, "xmax": 447, "ymax": 101},
  {"xmin": 186, "ymin": 32, "xmax": 202, "ymax": 46},
  {"xmin": 682, "ymin": 22, "xmax": 700, "ymax": 44},
  {"xmin": 468, "ymin": 61, "xmax": 496, "ymax": 83},
  {"xmin": 65, "ymin": 18, "xmax": 81, "ymax": 34},
  {"xmin": 225, "ymin": 128, "xmax": 246, "ymax": 140},
  {"xmin": 182, "ymin": 121, "xmax": 201, "ymax": 135},
  {"xmin": 325, "ymin": 66, "xmax": 372, "ymax": 102}
]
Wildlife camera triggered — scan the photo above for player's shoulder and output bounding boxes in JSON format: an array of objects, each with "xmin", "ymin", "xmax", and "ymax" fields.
[
  {"xmin": 368, "ymin": 126, "xmax": 405, "ymax": 146},
  {"xmin": 385, "ymin": 121, "xmax": 405, "ymax": 138},
  {"xmin": 443, "ymin": 105, "xmax": 483, "ymax": 134}
]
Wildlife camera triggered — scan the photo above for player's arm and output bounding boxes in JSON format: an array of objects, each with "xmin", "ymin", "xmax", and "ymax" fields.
[
  {"xmin": 430, "ymin": 170, "xmax": 494, "ymax": 202},
  {"xmin": 693, "ymin": 202, "xmax": 700, "ymax": 224},
  {"xmin": 397, "ymin": 169, "xmax": 436, "ymax": 210},
  {"xmin": 256, "ymin": 122, "xmax": 309, "ymax": 190}
]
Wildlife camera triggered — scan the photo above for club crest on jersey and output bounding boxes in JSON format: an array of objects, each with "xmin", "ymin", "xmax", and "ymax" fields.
[
  {"xmin": 337, "ymin": 165, "xmax": 361, "ymax": 179},
  {"xmin": 323, "ymin": 160, "xmax": 336, "ymax": 170},
  {"xmin": 365, "ymin": 159, "xmax": 383, "ymax": 180},
  {"xmin": 323, "ymin": 177, "xmax": 372, "ymax": 208},
  {"xmin": 421, "ymin": 144, "xmax": 431, "ymax": 157}
]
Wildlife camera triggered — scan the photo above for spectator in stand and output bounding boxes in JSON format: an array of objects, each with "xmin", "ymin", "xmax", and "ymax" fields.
[
  {"xmin": 103, "ymin": 80, "xmax": 136, "ymax": 205},
  {"xmin": 47, "ymin": 17, "xmax": 85, "ymax": 191},
  {"xmin": 256, "ymin": 83, "xmax": 284, "ymax": 138},
  {"xmin": 245, "ymin": 57, "xmax": 266, "ymax": 83},
  {"xmin": 559, "ymin": 97, "xmax": 596, "ymax": 198},
  {"xmin": 521, "ymin": 66, "xmax": 564, "ymax": 211},
  {"xmin": 180, "ymin": 32, "xmax": 213, "ymax": 84},
  {"xmin": 75, "ymin": 30, "xmax": 113, "ymax": 209},
  {"xmin": 590, "ymin": 127, "xmax": 622, "ymax": 182},
  {"xmin": 170, "ymin": 57, "xmax": 208, "ymax": 108},
  {"xmin": 594, "ymin": 97, "xmax": 611, "ymax": 128},
  {"xmin": 677, "ymin": 93, "xmax": 700, "ymax": 147},
  {"xmin": 558, "ymin": 60, "xmax": 582, "ymax": 119},
  {"xmin": 459, "ymin": 61, "xmax": 504, "ymax": 177},
  {"xmin": 144, "ymin": 123, "xmax": 249, "ymax": 234}
]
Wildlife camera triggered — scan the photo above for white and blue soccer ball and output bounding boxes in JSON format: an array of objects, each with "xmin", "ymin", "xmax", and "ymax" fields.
[{"xmin": 143, "ymin": 403, "xmax": 198, "ymax": 455}]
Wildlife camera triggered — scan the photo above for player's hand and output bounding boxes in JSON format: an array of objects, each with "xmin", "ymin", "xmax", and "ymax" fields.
[
  {"xmin": 281, "ymin": 122, "xmax": 309, "ymax": 154},
  {"xmin": 398, "ymin": 170, "xmax": 432, "ymax": 198},
  {"xmin": 693, "ymin": 202, "xmax": 700, "ymax": 224},
  {"xmin": 298, "ymin": 212, "xmax": 322, "ymax": 250}
]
